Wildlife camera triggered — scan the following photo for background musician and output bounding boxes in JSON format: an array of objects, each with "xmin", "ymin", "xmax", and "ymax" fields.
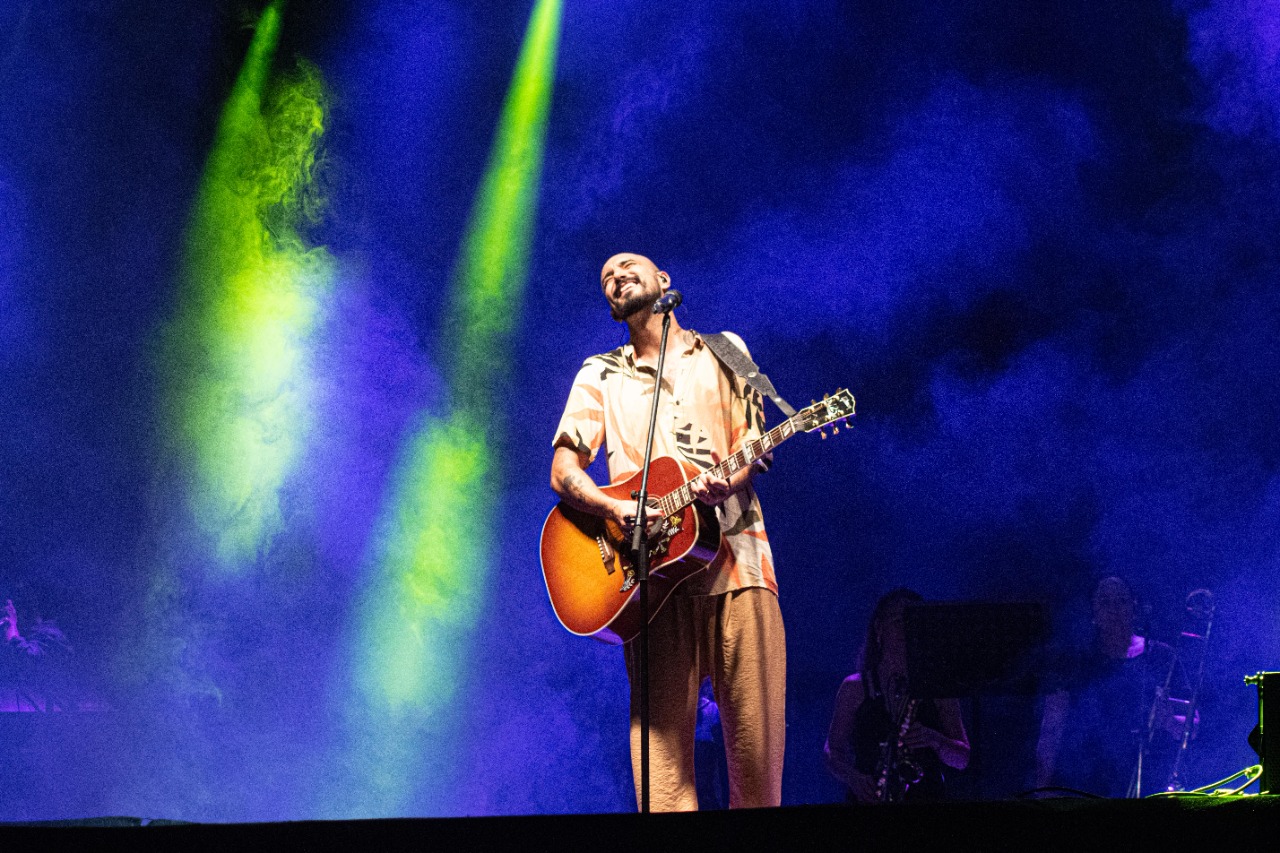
[
  {"xmin": 1035, "ymin": 576, "xmax": 1192, "ymax": 797},
  {"xmin": 824, "ymin": 588, "xmax": 970, "ymax": 803}
]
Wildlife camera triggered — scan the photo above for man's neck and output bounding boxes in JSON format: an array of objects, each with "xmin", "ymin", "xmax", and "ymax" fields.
[
  {"xmin": 1098, "ymin": 625, "xmax": 1140, "ymax": 659},
  {"xmin": 626, "ymin": 311, "xmax": 685, "ymax": 365}
]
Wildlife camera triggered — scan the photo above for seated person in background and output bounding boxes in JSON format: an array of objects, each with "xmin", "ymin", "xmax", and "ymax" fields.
[
  {"xmin": 2, "ymin": 589, "xmax": 75, "ymax": 712},
  {"xmin": 3, "ymin": 593, "xmax": 71, "ymax": 657},
  {"xmin": 824, "ymin": 588, "xmax": 970, "ymax": 802},
  {"xmin": 1036, "ymin": 576, "xmax": 1191, "ymax": 797}
]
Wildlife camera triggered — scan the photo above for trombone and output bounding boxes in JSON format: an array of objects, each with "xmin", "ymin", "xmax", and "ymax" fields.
[{"xmin": 1129, "ymin": 589, "xmax": 1214, "ymax": 797}]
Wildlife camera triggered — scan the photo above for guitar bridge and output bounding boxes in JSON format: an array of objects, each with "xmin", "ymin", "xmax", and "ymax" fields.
[{"xmin": 596, "ymin": 535, "xmax": 616, "ymax": 575}]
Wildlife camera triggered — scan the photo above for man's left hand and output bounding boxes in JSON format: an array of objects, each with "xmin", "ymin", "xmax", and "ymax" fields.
[{"xmin": 691, "ymin": 472, "xmax": 733, "ymax": 506}]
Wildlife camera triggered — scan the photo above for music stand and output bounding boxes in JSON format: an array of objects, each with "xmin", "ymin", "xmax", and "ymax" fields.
[{"xmin": 903, "ymin": 601, "xmax": 1048, "ymax": 798}]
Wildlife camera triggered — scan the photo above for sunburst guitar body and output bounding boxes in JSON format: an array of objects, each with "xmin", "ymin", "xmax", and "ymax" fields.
[
  {"xmin": 540, "ymin": 456, "xmax": 720, "ymax": 644},
  {"xmin": 540, "ymin": 389, "xmax": 856, "ymax": 644}
]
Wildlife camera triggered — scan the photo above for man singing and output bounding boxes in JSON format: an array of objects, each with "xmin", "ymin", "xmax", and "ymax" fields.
[{"xmin": 550, "ymin": 252, "xmax": 785, "ymax": 811}]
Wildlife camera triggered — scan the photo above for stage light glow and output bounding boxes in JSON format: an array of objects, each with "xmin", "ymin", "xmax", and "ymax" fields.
[
  {"xmin": 353, "ymin": 412, "xmax": 489, "ymax": 712},
  {"xmin": 451, "ymin": 0, "xmax": 563, "ymax": 407},
  {"xmin": 163, "ymin": 0, "xmax": 334, "ymax": 573},
  {"xmin": 339, "ymin": 0, "xmax": 562, "ymax": 815}
]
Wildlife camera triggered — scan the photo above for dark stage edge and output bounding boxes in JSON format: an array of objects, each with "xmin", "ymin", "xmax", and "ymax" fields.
[{"xmin": 2, "ymin": 797, "xmax": 1276, "ymax": 851}]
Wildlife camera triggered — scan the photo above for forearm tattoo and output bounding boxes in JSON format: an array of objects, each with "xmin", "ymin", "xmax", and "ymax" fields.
[{"xmin": 562, "ymin": 470, "xmax": 594, "ymax": 506}]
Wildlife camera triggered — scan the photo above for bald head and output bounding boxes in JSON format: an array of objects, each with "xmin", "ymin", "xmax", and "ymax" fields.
[{"xmin": 600, "ymin": 252, "xmax": 670, "ymax": 321}]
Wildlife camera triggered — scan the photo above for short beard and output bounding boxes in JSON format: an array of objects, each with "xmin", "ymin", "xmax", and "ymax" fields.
[{"xmin": 609, "ymin": 289, "xmax": 657, "ymax": 321}]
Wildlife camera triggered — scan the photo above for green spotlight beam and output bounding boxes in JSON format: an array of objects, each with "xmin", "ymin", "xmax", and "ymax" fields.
[
  {"xmin": 452, "ymin": 0, "xmax": 563, "ymax": 407},
  {"xmin": 203, "ymin": 1, "xmax": 284, "ymax": 181},
  {"xmin": 163, "ymin": 0, "xmax": 334, "ymax": 574},
  {"xmin": 341, "ymin": 0, "xmax": 562, "ymax": 816}
]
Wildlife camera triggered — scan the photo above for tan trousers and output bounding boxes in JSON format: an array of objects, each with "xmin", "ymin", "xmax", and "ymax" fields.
[{"xmin": 624, "ymin": 587, "xmax": 786, "ymax": 811}]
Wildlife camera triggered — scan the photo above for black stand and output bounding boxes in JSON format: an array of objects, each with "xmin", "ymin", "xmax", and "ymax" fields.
[
  {"xmin": 903, "ymin": 601, "xmax": 1047, "ymax": 798},
  {"xmin": 1245, "ymin": 671, "xmax": 1279, "ymax": 794},
  {"xmin": 629, "ymin": 310, "xmax": 674, "ymax": 814}
]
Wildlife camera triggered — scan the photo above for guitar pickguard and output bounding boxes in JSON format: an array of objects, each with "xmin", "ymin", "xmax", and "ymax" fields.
[{"xmin": 614, "ymin": 513, "xmax": 684, "ymax": 593}]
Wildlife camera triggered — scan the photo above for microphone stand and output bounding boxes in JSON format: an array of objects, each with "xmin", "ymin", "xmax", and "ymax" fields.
[{"xmin": 630, "ymin": 305, "xmax": 674, "ymax": 814}]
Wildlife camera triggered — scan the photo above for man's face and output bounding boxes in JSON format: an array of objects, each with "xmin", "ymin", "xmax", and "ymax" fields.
[
  {"xmin": 1092, "ymin": 577, "xmax": 1135, "ymax": 629},
  {"xmin": 601, "ymin": 252, "xmax": 666, "ymax": 321}
]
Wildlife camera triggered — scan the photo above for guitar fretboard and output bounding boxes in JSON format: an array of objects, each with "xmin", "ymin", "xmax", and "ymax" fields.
[{"xmin": 655, "ymin": 416, "xmax": 801, "ymax": 518}]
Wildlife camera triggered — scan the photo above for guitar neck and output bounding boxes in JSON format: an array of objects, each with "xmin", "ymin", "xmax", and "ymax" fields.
[{"xmin": 655, "ymin": 415, "xmax": 803, "ymax": 518}]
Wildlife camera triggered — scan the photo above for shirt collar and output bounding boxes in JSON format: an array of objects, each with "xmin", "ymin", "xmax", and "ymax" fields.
[{"xmin": 621, "ymin": 329, "xmax": 701, "ymax": 369}]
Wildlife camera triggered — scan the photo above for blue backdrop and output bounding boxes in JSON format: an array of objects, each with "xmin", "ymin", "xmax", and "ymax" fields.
[{"xmin": 0, "ymin": 0, "xmax": 1276, "ymax": 820}]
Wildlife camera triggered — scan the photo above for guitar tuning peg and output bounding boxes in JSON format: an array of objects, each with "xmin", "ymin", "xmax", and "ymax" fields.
[
  {"xmin": 832, "ymin": 425, "xmax": 839, "ymax": 435},
  {"xmin": 820, "ymin": 430, "xmax": 828, "ymax": 440},
  {"xmin": 811, "ymin": 399, "xmax": 817, "ymax": 405}
]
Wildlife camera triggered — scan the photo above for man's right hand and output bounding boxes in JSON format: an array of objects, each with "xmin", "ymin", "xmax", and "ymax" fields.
[{"xmin": 607, "ymin": 498, "xmax": 664, "ymax": 539}]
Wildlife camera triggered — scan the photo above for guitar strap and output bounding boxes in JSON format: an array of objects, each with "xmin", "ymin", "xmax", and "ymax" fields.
[{"xmin": 700, "ymin": 332, "xmax": 797, "ymax": 418}]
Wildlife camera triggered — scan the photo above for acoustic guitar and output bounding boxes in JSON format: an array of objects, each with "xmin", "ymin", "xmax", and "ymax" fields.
[{"xmin": 540, "ymin": 389, "xmax": 855, "ymax": 643}]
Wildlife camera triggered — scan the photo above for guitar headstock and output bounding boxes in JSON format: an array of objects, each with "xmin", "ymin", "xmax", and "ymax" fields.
[{"xmin": 798, "ymin": 389, "xmax": 856, "ymax": 438}]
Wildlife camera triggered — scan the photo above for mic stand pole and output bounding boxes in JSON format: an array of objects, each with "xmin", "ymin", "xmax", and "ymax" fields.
[{"xmin": 630, "ymin": 308, "xmax": 674, "ymax": 815}]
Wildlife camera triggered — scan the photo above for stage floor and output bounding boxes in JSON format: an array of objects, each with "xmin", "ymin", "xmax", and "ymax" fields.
[{"xmin": 1, "ymin": 796, "xmax": 1275, "ymax": 852}]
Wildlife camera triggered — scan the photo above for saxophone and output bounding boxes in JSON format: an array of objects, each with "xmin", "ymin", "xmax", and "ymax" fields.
[{"xmin": 874, "ymin": 679, "xmax": 924, "ymax": 803}]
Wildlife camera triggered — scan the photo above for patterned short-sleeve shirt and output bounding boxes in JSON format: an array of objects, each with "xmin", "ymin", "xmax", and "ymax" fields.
[{"xmin": 552, "ymin": 329, "xmax": 777, "ymax": 597}]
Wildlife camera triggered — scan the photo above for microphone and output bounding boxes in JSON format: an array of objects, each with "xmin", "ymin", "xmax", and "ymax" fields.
[{"xmin": 652, "ymin": 290, "xmax": 683, "ymax": 315}]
